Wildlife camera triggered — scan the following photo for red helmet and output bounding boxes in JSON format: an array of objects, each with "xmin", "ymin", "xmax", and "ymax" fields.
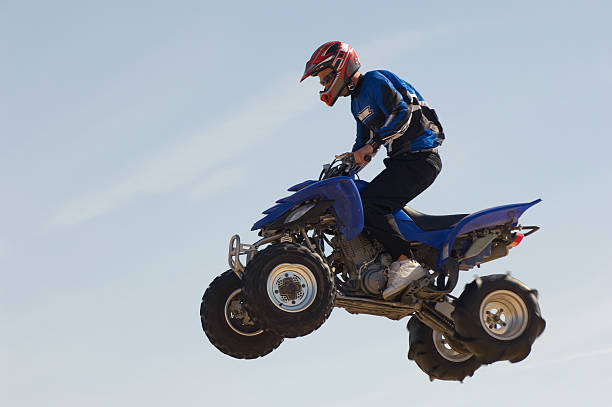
[{"xmin": 300, "ymin": 41, "xmax": 361, "ymax": 106}]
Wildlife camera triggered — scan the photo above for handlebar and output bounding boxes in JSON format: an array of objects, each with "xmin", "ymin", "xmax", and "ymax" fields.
[{"xmin": 319, "ymin": 152, "xmax": 373, "ymax": 180}]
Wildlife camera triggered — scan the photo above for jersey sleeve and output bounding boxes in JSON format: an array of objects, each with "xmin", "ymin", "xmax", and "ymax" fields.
[
  {"xmin": 363, "ymin": 77, "xmax": 412, "ymax": 146},
  {"xmin": 352, "ymin": 120, "xmax": 370, "ymax": 152}
]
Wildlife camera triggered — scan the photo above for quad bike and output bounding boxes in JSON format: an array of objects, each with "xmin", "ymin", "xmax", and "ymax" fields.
[{"xmin": 200, "ymin": 153, "xmax": 545, "ymax": 381}]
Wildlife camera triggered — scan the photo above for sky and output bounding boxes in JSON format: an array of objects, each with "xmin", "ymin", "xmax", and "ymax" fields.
[{"xmin": 1, "ymin": 0, "xmax": 611, "ymax": 406}]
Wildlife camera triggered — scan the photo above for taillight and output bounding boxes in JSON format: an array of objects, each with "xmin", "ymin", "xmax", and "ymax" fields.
[{"xmin": 508, "ymin": 233, "xmax": 524, "ymax": 248}]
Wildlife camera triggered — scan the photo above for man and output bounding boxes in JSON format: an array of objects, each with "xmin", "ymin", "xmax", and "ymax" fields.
[{"xmin": 300, "ymin": 41, "xmax": 445, "ymax": 300}]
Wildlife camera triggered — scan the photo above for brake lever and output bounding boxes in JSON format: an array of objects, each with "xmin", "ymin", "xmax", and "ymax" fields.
[{"xmin": 334, "ymin": 152, "xmax": 353, "ymax": 161}]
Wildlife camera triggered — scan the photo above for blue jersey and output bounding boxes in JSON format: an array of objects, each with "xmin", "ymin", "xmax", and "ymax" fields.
[{"xmin": 350, "ymin": 70, "xmax": 445, "ymax": 155}]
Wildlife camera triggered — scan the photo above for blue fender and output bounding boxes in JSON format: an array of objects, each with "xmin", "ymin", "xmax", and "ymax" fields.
[
  {"xmin": 358, "ymin": 180, "xmax": 541, "ymax": 269},
  {"xmin": 251, "ymin": 177, "xmax": 364, "ymax": 241},
  {"xmin": 435, "ymin": 199, "xmax": 542, "ymax": 269},
  {"xmin": 392, "ymin": 199, "xmax": 542, "ymax": 270}
]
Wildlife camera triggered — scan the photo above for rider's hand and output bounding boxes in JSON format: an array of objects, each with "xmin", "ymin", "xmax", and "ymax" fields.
[{"xmin": 353, "ymin": 144, "xmax": 374, "ymax": 165}]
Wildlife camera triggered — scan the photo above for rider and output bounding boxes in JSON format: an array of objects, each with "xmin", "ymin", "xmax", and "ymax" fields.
[{"xmin": 300, "ymin": 41, "xmax": 445, "ymax": 300}]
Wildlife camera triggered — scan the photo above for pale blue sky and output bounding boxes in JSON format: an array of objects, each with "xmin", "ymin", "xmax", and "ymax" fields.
[{"xmin": 2, "ymin": 1, "xmax": 611, "ymax": 406}]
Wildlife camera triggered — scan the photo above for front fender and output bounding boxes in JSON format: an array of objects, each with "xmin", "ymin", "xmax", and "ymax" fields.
[{"xmin": 251, "ymin": 177, "xmax": 364, "ymax": 241}]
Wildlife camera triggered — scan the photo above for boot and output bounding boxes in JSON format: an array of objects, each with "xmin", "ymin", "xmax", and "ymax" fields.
[{"xmin": 382, "ymin": 259, "xmax": 426, "ymax": 300}]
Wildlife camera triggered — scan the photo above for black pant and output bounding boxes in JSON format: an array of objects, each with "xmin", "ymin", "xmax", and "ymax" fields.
[{"xmin": 360, "ymin": 151, "xmax": 441, "ymax": 260}]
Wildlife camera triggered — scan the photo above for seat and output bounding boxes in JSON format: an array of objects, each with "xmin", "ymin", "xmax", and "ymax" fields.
[{"xmin": 403, "ymin": 206, "xmax": 469, "ymax": 231}]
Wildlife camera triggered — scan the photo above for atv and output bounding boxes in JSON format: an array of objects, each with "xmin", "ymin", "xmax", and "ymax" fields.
[{"xmin": 200, "ymin": 153, "xmax": 545, "ymax": 381}]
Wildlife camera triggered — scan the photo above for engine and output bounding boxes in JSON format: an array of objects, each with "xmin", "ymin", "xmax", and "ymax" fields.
[
  {"xmin": 331, "ymin": 232, "xmax": 392, "ymax": 296},
  {"xmin": 360, "ymin": 259, "xmax": 392, "ymax": 296},
  {"xmin": 332, "ymin": 232, "xmax": 378, "ymax": 266}
]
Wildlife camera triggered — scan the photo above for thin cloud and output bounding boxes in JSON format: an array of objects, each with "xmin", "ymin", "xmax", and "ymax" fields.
[
  {"xmin": 517, "ymin": 297, "xmax": 612, "ymax": 370},
  {"xmin": 189, "ymin": 166, "xmax": 243, "ymax": 201},
  {"xmin": 562, "ymin": 347, "xmax": 612, "ymax": 362},
  {"xmin": 520, "ymin": 346, "xmax": 612, "ymax": 371},
  {"xmin": 49, "ymin": 28, "xmax": 442, "ymax": 228},
  {"xmin": 50, "ymin": 75, "xmax": 318, "ymax": 227}
]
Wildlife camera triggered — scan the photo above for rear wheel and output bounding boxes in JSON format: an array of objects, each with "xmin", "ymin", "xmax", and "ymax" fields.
[
  {"xmin": 407, "ymin": 318, "xmax": 481, "ymax": 382},
  {"xmin": 200, "ymin": 271, "xmax": 283, "ymax": 359},
  {"xmin": 452, "ymin": 274, "xmax": 546, "ymax": 364},
  {"xmin": 243, "ymin": 243, "xmax": 335, "ymax": 338}
]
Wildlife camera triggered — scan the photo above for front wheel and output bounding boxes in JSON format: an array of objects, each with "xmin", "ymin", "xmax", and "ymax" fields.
[
  {"xmin": 452, "ymin": 274, "xmax": 546, "ymax": 364},
  {"xmin": 200, "ymin": 271, "xmax": 283, "ymax": 359},
  {"xmin": 243, "ymin": 243, "xmax": 335, "ymax": 338},
  {"xmin": 407, "ymin": 318, "xmax": 482, "ymax": 382}
]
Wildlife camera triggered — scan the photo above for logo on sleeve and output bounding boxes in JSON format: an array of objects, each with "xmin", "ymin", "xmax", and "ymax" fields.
[{"xmin": 358, "ymin": 106, "xmax": 374, "ymax": 122}]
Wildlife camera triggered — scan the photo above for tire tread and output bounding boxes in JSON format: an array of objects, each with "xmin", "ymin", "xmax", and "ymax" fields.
[
  {"xmin": 242, "ymin": 243, "xmax": 335, "ymax": 338},
  {"xmin": 201, "ymin": 271, "xmax": 283, "ymax": 359}
]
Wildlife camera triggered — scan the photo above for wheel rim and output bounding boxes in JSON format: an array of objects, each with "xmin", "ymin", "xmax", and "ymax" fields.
[
  {"xmin": 267, "ymin": 263, "xmax": 317, "ymax": 313},
  {"xmin": 432, "ymin": 330, "xmax": 473, "ymax": 362},
  {"xmin": 479, "ymin": 289, "xmax": 529, "ymax": 340},
  {"xmin": 224, "ymin": 288, "xmax": 263, "ymax": 337}
]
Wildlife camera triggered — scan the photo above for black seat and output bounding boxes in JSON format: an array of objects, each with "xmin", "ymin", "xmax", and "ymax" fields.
[{"xmin": 403, "ymin": 206, "xmax": 469, "ymax": 231}]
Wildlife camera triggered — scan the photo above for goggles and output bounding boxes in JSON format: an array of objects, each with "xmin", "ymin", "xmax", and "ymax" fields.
[{"xmin": 319, "ymin": 70, "xmax": 336, "ymax": 90}]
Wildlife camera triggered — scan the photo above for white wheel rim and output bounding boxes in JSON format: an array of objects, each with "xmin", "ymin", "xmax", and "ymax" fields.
[
  {"xmin": 432, "ymin": 330, "xmax": 473, "ymax": 362},
  {"xmin": 267, "ymin": 263, "xmax": 317, "ymax": 313},
  {"xmin": 479, "ymin": 290, "xmax": 529, "ymax": 340},
  {"xmin": 224, "ymin": 288, "xmax": 263, "ymax": 337}
]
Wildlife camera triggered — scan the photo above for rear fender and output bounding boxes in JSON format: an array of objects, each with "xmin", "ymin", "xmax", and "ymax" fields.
[
  {"xmin": 436, "ymin": 199, "xmax": 541, "ymax": 269},
  {"xmin": 251, "ymin": 177, "xmax": 364, "ymax": 240}
]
